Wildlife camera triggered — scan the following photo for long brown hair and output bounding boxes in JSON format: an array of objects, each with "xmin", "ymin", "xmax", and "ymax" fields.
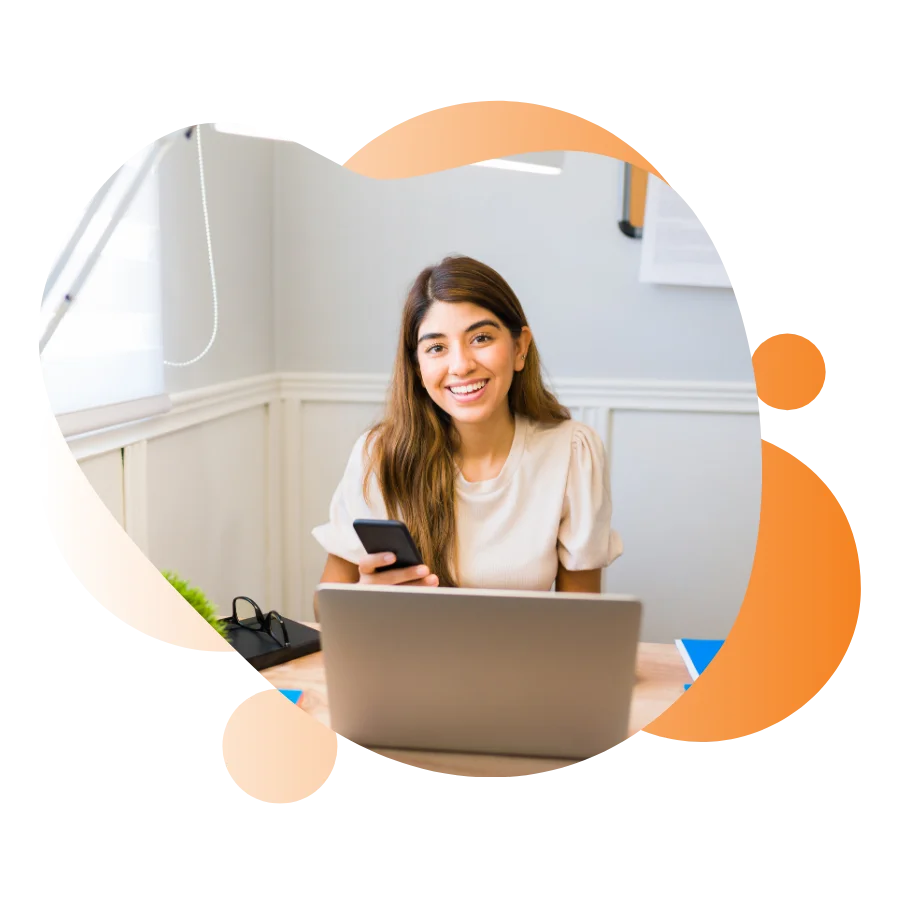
[{"xmin": 364, "ymin": 256, "xmax": 569, "ymax": 586}]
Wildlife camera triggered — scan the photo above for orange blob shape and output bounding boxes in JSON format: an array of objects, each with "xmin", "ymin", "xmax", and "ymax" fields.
[
  {"xmin": 344, "ymin": 100, "xmax": 663, "ymax": 181},
  {"xmin": 753, "ymin": 334, "xmax": 826, "ymax": 409},
  {"xmin": 223, "ymin": 690, "xmax": 337, "ymax": 803},
  {"xmin": 645, "ymin": 441, "xmax": 859, "ymax": 741}
]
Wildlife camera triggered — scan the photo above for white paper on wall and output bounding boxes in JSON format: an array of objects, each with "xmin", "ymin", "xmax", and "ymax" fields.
[{"xmin": 638, "ymin": 174, "xmax": 731, "ymax": 288}]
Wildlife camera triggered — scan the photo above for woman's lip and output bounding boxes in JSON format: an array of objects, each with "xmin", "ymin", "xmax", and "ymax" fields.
[
  {"xmin": 446, "ymin": 378, "xmax": 488, "ymax": 389},
  {"xmin": 446, "ymin": 381, "xmax": 488, "ymax": 402}
]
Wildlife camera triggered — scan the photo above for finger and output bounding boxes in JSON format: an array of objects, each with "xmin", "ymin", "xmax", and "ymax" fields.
[
  {"xmin": 375, "ymin": 566, "xmax": 431, "ymax": 584},
  {"xmin": 369, "ymin": 564, "xmax": 431, "ymax": 586},
  {"xmin": 397, "ymin": 565, "xmax": 433, "ymax": 584},
  {"xmin": 402, "ymin": 574, "xmax": 439, "ymax": 587},
  {"xmin": 358, "ymin": 552, "xmax": 396, "ymax": 575}
]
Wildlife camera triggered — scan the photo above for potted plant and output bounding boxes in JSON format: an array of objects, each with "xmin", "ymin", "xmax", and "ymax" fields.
[{"xmin": 162, "ymin": 570, "xmax": 230, "ymax": 641}]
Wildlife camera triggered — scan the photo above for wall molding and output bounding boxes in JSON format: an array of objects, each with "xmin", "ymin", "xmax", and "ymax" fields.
[
  {"xmin": 277, "ymin": 372, "xmax": 756, "ymax": 619},
  {"xmin": 281, "ymin": 395, "xmax": 305, "ymax": 618},
  {"xmin": 68, "ymin": 370, "xmax": 759, "ymax": 462},
  {"xmin": 265, "ymin": 398, "xmax": 284, "ymax": 612},
  {"xmin": 67, "ymin": 373, "xmax": 280, "ymax": 461},
  {"xmin": 279, "ymin": 371, "xmax": 390, "ymax": 405},
  {"xmin": 280, "ymin": 371, "xmax": 760, "ymax": 414},
  {"xmin": 68, "ymin": 370, "xmax": 760, "ymax": 622},
  {"xmin": 122, "ymin": 441, "xmax": 150, "ymax": 557}
]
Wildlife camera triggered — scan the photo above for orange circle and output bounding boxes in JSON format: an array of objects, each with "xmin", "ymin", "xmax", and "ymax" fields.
[
  {"xmin": 222, "ymin": 690, "xmax": 336, "ymax": 803},
  {"xmin": 752, "ymin": 334, "xmax": 825, "ymax": 409}
]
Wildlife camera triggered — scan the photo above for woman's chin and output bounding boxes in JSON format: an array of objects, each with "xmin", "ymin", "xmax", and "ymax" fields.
[{"xmin": 446, "ymin": 401, "xmax": 500, "ymax": 426}]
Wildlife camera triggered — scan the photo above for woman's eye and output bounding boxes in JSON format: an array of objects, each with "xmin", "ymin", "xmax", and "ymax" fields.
[{"xmin": 421, "ymin": 335, "xmax": 491, "ymax": 354}]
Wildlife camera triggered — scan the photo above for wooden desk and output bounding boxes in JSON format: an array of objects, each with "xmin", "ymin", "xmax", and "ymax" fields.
[{"xmin": 261, "ymin": 630, "xmax": 689, "ymax": 777}]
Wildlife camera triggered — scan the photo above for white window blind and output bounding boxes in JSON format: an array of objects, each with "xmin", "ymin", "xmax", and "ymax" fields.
[{"xmin": 41, "ymin": 143, "xmax": 170, "ymax": 437}]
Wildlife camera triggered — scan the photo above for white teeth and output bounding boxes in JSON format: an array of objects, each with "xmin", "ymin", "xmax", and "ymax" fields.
[{"xmin": 449, "ymin": 380, "xmax": 486, "ymax": 395}]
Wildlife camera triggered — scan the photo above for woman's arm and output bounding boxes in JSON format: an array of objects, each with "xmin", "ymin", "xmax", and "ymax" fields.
[
  {"xmin": 555, "ymin": 563, "xmax": 602, "ymax": 594},
  {"xmin": 314, "ymin": 554, "xmax": 359, "ymax": 621}
]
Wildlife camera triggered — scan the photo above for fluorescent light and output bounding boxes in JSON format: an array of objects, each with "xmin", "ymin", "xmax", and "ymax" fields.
[
  {"xmin": 471, "ymin": 158, "xmax": 562, "ymax": 175},
  {"xmin": 213, "ymin": 123, "xmax": 298, "ymax": 142}
]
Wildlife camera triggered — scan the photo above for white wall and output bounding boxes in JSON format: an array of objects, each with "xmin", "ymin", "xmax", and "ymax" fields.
[
  {"xmin": 279, "ymin": 375, "xmax": 759, "ymax": 641},
  {"xmin": 273, "ymin": 143, "xmax": 754, "ymax": 382},
  {"xmin": 75, "ymin": 128, "xmax": 278, "ymax": 619},
  {"xmin": 604, "ymin": 410, "xmax": 761, "ymax": 642},
  {"xmin": 144, "ymin": 406, "xmax": 270, "ymax": 616},
  {"xmin": 78, "ymin": 450, "xmax": 124, "ymax": 528},
  {"xmin": 71, "ymin": 379, "xmax": 280, "ymax": 622},
  {"xmin": 158, "ymin": 127, "xmax": 275, "ymax": 393},
  {"xmin": 74, "ymin": 372, "xmax": 760, "ymax": 641},
  {"xmin": 73, "ymin": 137, "xmax": 762, "ymax": 644},
  {"xmin": 271, "ymin": 143, "xmax": 762, "ymax": 641}
]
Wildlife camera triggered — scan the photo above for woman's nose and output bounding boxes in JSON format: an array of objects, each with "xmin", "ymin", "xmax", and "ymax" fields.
[{"xmin": 447, "ymin": 342, "xmax": 475, "ymax": 375}]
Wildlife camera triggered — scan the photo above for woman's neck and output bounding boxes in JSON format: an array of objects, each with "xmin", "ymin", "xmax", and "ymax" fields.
[{"xmin": 453, "ymin": 407, "xmax": 517, "ymax": 482}]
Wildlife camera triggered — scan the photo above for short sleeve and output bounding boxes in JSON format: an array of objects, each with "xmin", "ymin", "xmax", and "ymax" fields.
[
  {"xmin": 557, "ymin": 424, "xmax": 623, "ymax": 571},
  {"xmin": 311, "ymin": 432, "xmax": 385, "ymax": 565}
]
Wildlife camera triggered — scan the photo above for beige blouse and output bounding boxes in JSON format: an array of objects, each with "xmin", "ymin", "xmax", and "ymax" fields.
[{"xmin": 312, "ymin": 415, "xmax": 623, "ymax": 591}]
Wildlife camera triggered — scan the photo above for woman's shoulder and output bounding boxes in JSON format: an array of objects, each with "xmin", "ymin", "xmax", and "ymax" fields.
[
  {"xmin": 526, "ymin": 416, "xmax": 604, "ymax": 455},
  {"xmin": 351, "ymin": 427, "xmax": 374, "ymax": 454},
  {"xmin": 342, "ymin": 428, "xmax": 378, "ymax": 476}
]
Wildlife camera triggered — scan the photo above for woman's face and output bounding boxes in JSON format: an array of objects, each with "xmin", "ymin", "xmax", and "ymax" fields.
[{"xmin": 415, "ymin": 301, "xmax": 531, "ymax": 427}]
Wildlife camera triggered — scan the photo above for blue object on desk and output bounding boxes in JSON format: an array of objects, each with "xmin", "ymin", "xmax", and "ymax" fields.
[
  {"xmin": 278, "ymin": 689, "xmax": 304, "ymax": 705},
  {"xmin": 675, "ymin": 639, "xmax": 724, "ymax": 683}
]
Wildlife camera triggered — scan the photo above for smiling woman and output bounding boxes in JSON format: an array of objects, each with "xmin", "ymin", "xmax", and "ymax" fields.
[{"xmin": 311, "ymin": 256, "xmax": 622, "ymax": 610}]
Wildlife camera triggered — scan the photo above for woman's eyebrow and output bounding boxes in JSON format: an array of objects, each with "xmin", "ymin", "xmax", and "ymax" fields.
[{"xmin": 417, "ymin": 319, "xmax": 501, "ymax": 344}]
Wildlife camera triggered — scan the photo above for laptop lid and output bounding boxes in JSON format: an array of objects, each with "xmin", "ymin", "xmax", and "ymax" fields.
[{"xmin": 317, "ymin": 584, "xmax": 642, "ymax": 760}]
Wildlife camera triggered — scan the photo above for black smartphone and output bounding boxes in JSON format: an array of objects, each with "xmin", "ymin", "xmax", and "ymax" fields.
[{"xmin": 352, "ymin": 519, "xmax": 424, "ymax": 572}]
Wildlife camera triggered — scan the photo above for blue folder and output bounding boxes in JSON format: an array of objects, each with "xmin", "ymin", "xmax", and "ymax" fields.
[
  {"xmin": 278, "ymin": 689, "xmax": 304, "ymax": 705},
  {"xmin": 675, "ymin": 639, "xmax": 724, "ymax": 688}
]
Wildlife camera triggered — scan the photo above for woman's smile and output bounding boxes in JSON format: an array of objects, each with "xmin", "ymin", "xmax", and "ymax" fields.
[{"xmin": 446, "ymin": 377, "xmax": 489, "ymax": 403}]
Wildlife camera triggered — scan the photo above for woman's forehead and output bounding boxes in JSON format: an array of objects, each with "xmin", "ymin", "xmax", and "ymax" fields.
[{"xmin": 417, "ymin": 300, "xmax": 498, "ymax": 335}]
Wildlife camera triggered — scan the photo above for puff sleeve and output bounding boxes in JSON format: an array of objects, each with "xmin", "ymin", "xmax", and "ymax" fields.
[
  {"xmin": 311, "ymin": 432, "xmax": 385, "ymax": 564},
  {"xmin": 556, "ymin": 424, "xmax": 623, "ymax": 571}
]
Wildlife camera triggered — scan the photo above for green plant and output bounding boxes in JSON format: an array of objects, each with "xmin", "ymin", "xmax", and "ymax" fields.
[{"xmin": 162, "ymin": 570, "xmax": 230, "ymax": 641}]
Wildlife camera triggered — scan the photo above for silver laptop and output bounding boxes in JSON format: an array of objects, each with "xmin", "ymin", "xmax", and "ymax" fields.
[{"xmin": 316, "ymin": 583, "xmax": 642, "ymax": 760}]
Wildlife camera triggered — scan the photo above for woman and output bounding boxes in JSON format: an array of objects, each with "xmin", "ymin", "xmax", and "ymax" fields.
[{"xmin": 312, "ymin": 255, "xmax": 622, "ymax": 613}]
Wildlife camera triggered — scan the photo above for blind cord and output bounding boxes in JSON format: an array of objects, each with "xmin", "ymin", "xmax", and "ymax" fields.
[{"xmin": 164, "ymin": 124, "xmax": 218, "ymax": 367}]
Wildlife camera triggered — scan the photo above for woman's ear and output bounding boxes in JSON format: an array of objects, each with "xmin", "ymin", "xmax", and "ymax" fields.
[{"xmin": 514, "ymin": 327, "xmax": 534, "ymax": 372}]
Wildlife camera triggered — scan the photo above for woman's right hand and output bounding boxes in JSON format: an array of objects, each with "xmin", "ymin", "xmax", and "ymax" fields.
[{"xmin": 358, "ymin": 553, "xmax": 439, "ymax": 587}]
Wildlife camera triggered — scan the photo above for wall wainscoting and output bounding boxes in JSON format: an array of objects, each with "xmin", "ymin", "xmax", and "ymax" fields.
[{"xmin": 71, "ymin": 372, "xmax": 760, "ymax": 641}]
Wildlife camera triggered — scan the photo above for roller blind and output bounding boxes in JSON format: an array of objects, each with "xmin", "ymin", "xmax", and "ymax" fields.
[{"xmin": 41, "ymin": 144, "xmax": 170, "ymax": 437}]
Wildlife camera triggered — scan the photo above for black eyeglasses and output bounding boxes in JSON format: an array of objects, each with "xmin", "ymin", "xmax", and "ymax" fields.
[{"xmin": 223, "ymin": 596, "xmax": 292, "ymax": 648}]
